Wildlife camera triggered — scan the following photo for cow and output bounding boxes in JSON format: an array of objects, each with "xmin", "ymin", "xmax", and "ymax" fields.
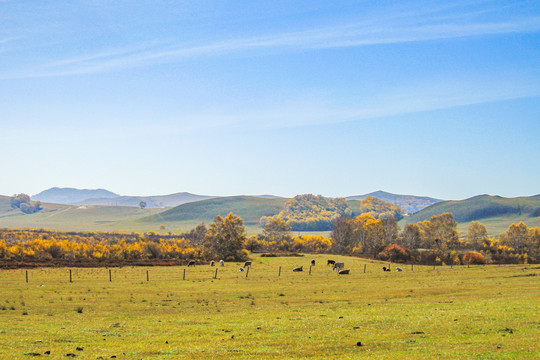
[
  {"xmin": 292, "ymin": 266, "xmax": 303, "ymax": 272},
  {"xmin": 338, "ymin": 269, "xmax": 350, "ymax": 275},
  {"xmin": 333, "ymin": 262, "xmax": 344, "ymax": 271},
  {"xmin": 327, "ymin": 260, "xmax": 336, "ymax": 266},
  {"xmin": 210, "ymin": 261, "xmax": 215, "ymax": 267},
  {"xmin": 238, "ymin": 267, "xmax": 245, "ymax": 272},
  {"xmin": 244, "ymin": 261, "xmax": 252, "ymax": 268},
  {"xmin": 187, "ymin": 260, "xmax": 195, "ymax": 267},
  {"xmin": 311, "ymin": 259, "xmax": 316, "ymax": 266},
  {"xmin": 396, "ymin": 267, "xmax": 403, "ymax": 272},
  {"xmin": 219, "ymin": 260, "xmax": 225, "ymax": 267},
  {"xmin": 382, "ymin": 266, "xmax": 390, "ymax": 272}
]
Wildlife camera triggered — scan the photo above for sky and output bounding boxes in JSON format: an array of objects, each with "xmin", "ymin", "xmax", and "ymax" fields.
[{"xmin": 1, "ymin": 0, "xmax": 539, "ymax": 200}]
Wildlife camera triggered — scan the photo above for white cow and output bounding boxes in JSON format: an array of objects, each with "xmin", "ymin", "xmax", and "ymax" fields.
[
  {"xmin": 219, "ymin": 260, "xmax": 225, "ymax": 267},
  {"xmin": 333, "ymin": 262, "xmax": 345, "ymax": 271}
]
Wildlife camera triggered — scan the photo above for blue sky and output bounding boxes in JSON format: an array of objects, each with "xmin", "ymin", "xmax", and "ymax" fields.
[{"xmin": 1, "ymin": 0, "xmax": 539, "ymax": 200}]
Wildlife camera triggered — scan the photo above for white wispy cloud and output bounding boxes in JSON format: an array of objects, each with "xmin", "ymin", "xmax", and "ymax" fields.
[{"xmin": 4, "ymin": 10, "xmax": 540, "ymax": 79}]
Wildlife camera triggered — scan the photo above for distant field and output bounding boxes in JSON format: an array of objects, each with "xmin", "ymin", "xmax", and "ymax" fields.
[
  {"xmin": 0, "ymin": 255, "xmax": 538, "ymax": 359},
  {"xmin": 0, "ymin": 200, "xmax": 165, "ymax": 232}
]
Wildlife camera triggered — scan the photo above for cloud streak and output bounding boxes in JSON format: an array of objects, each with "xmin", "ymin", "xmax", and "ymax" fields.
[{"xmin": 4, "ymin": 11, "xmax": 540, "ymax": 79}]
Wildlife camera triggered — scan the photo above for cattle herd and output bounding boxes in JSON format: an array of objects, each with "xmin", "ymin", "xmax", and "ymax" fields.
[{"xmin": 188, "ymin": 259, "xmax": 404, "ymax": 275}]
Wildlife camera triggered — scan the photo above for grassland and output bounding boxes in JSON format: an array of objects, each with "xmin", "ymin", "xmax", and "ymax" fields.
[
  {"xmin": 143, "ymin": 196, "xmax": 288, "ymax": 225},
  {"xmin": 0, "ymin": 198, "xmax": 165, "ymax": 233},
  {"xmin": 0, "ymin": 255, "xmax": 538, "ymax": 359}
]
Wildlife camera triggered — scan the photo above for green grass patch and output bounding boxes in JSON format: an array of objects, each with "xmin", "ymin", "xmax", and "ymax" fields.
[{"xmin": 0, "ymin": 255, "xmax": 538, "ymax": 359}]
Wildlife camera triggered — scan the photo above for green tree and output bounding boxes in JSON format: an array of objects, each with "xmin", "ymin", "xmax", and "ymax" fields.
[{"xmin": 205, "ymin": 213, "xmax": 247, "ymax": 261}]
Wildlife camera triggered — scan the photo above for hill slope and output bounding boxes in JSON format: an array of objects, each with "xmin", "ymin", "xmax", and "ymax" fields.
[
  {"xmin": 32, "ymin": 187, "xmax": 119, "ymax": 204},
  {"xmin": 143, "ymin": 196, "xmax": 289, "ymax": 226},
  {"xmin": 346, "ymin": 190, "xmax": 441, "ymax": 213},
  {"xmin": 76, "ymin": 192, "xmax": 216, "ymax": 208},
  {"xmin": 406, "ymin": 194, "xmax": 540, "ymax": 223}
]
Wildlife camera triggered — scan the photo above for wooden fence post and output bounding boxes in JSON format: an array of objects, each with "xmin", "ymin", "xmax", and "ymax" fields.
[
  {"xmin": 245, "ymin": 267, "xmax": 249, "ymax": 278},
  {"xmin": 278, "ymin": 266, "xmax": 281, "ymax": 277},
  {"xmin": 214, "ymin": 268, "xmax": 218, "ymax": 279},
  {"xmin": 109, "ymin": 269, "xmax": 112, "ymax": 282},
  {"xmin": 146, "ymin": 270, "xmax": 149, "ymax": 282},
  {"xmin": 69, "ymin": 269, "xmax": 72, "ymax": 283},
  {"xmin": 364, "ymin": 264, "xmax": 366, "ymax": 273},
  {"xmin": 309, "ymin": 265, "xmax": 312, "ymax": 275},
  {"xmin": 26, "ymin": 270, "xmax": 28, "ymax": 283},
  {"xmin": 183, "ymin": 268, "xmax": 186, "ymax": 280},
  {"xmin": 411, "ymin": 264, "xmax": 413, "ymax": 271}
]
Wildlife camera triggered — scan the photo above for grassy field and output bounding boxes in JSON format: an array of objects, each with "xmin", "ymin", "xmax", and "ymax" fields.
[{"xmin": 0, "ymin": 255, "xmax": 538, "ymax": 359}]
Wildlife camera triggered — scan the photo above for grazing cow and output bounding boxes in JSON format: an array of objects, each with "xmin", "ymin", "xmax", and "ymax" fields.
[
  {"xmin": 244, "ymin": 261, "xmax": 252, "ymax": 268},
  {"xmin": 327, "ymin": 260, "xmax": 336, "ymax": 266},
  {"xmin": 238, "ymin": 267, "xmax": 245, "ymax": 272},
  {"xmin": 292, "ymin": 266, "xmax": 303, "ymax": 272},
  {"xmin": 396, "ymin": 267, "xmax": 403, "ymax": 272},
  {"xmin": 382, "ymin": 266, "xmax": 390, "ymax": 272},
  {"xmin": 311, "ymin": 259, "xmax": 316, "ymax": 266},
  {"xmin": 210, "ymin": 261, "xmax": 215, "ymax": 267},
  {"xmin": 187, "ymin": 260, "xmax": 195, "ymax": 267},
  {"xmin": 338, "ymin": 269, "xmax": 350, "ymax": 275},
  {"xmin": 333, "ymin": 262, "xmax": 345, "ymax": 271},
  {"xmin": 219, "ymin": 260, "xmax": 225, "ymax": 267}
]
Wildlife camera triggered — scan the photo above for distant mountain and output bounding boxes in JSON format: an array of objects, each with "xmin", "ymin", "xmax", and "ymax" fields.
[
  {"xmin": 406, "ymin": 194, "xmax": 540, "ymax": 223},
  {"xmin": 76, "ymin": 192, "xmax": 216, "ymax": 208},
  {"xmin": 32, "ymin": 187, "xmax": 119, "ymax": 204},
  {"xmin": 143, "ymin": 196, "xmax": 288, "ymax": 225},
  {"xmin": 346, "ymin": 190, "xmax": 442, "ymax": 214}
]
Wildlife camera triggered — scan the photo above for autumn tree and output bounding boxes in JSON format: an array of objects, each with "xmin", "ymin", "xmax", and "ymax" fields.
[
  {"xmin": 262, "ymin": 194, "xmax": 352, "ymax": 231},
  {"xmin": 500, "ymin": 221, "xmax": 530, "ymax": 255},
  {"xmin": 188, "ymin": 222, "xmax": 207, "ymax": 247},
  {"xmin": 400, "ymin": 223, "xmax": 421, "ymax": 250},
  {"xmin": 330, "ymin": 217, "xmax": 355, "ymax": 254},
  {"xmin": 356, "ymin": 196, "xmax": 404, "ymax": 220},
  {"xmin": 466, "ymin": 221, "xmax": 488, "ymax": 251},
  {"xmin": 352, "ymin": 214, "xmax": 386, "ymax": 257},
  {"xmin": 205, "ymin": 213, "xmax": 247, "ymax": 261},
  {"xmin": 262, "ymin": 216, "xmax": 292, "ymax": 243},
  {"xmin": 419, "ymin": 213, "xmax": 459, "ymax": 250},
  {"xmin": 381, "ymin": 216, "xmax": 399, "ymax": 245},
  {"xmin": 11, "ymin": 193, "xmax": 41, "ymax": 214}
]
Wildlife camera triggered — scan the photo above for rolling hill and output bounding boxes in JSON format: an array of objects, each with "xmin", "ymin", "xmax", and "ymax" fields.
[
  {"xmin": 406, "ymin": 194, "xmax": 540, "ymax": 223},
  {"xmin": 142, "ymin": 196, "xmax": 289, "ymax": 226},
  {"xmin": 346, "ymin": 190, "xmax": 441, "ymax": 213},
  {"xmin": 32, "ymin": 187, "xmax": 119, "ymax": 204},
  {"xmin": 75, "ymin": 192, "xmax": 216, "ymax": 208},
  {"xmin": 404, "ymin": 194, "xmax": 540, "ymax": 235}
]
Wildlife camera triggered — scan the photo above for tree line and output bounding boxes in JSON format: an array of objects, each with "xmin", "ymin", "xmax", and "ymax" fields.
[{"xmin": 0, "ymin": 211, "xmax": 538, "ymax": 265}]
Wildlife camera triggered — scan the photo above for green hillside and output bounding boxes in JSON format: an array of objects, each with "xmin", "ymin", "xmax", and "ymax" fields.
[
  {"xmin": 407, "ymin": 195, "xmax": 540, "ymax": 223},
  {"xmin": 403, "ymin": 194, "xmax": 540, "ymax": 235},
  {"xmin": 144, "ymin": 196, "xmax": 289, "ymax": 226}
]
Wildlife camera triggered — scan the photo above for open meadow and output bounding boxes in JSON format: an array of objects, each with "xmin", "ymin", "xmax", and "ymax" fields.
[{"xmin": 1, "ymin": 255, "xmax": 539, "ymax": 359}]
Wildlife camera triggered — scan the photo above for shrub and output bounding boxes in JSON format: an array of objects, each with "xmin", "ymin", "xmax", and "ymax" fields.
[{"xmin": 463, "ymin": 251, "xmax": 486, "ymax": 265}]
